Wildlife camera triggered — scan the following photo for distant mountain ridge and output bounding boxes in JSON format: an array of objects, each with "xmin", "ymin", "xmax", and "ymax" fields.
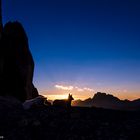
[{"xmin": 72, "ymin": 92, "xmax": 140, "ymax": 110}]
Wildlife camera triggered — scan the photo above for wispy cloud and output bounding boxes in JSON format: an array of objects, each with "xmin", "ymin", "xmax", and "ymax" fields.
[
  {"xmin": 55, "ymin": 85, "xmax": 94, "ymax": 92},
  {"xmin": 83, "ymin": 87, "xmax": 94, "ymax": 92},
  {"xmin": 75, "ymin": 87, "xmax": 84, "ymax": 92},
  {"xmin": 55, "ymin": 85, "xmax": 74, "ymax": 90}
]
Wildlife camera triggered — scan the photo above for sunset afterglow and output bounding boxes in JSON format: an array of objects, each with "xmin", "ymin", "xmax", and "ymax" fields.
[
  {"xmin": 40, "ymin": 84, "xmax": 140, "ymax": 101},
  {"xmin": 3, "ymin": 0, "xmax": 140, "ymax": 101}
]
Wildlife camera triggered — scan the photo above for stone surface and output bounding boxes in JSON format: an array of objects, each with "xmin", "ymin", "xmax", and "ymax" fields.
[
  {"xmin": 0, "ymin": 105, "xmax": 140, "ymax": 140},
  {"xmin": 0, "ymin": 21, "xmax": 38, "ymax": 102}
]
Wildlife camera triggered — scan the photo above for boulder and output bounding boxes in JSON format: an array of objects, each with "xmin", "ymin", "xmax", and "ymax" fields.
[{"xmin": 23, "ymin": 95, "xmax": 46, "ymax": 110}]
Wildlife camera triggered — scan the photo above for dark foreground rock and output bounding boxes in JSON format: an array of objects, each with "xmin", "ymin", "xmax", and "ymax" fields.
[{"xmin": 1, "ymin": 104, "xmax": 140, "ymax": 140}]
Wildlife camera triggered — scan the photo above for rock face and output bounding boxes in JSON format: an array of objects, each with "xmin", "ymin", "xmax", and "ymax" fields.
[
  {"xmin": 0, "ymin": 0, "xmax": 3, "ymax": 84},
  {"xmin": 23, "ymin": 95, "xmax": 47, "ymax": 110},
  {"xmin": 0, "ymin": 21, "xmax": 38, "ymax": 102},
  {"xmin": 72, "ymin": 92, "xmax": 122, "ymax": 109},
  {"xmin": 72, "ymin": 92, "xmax": 140, "ymax": 110},
  {"xmin": 0, "ymin": 0, "xmax": 2, "ymax": 38},
  {"xmin": 92, "ymin": 92, "xmax": 121, "ymax": 109}
]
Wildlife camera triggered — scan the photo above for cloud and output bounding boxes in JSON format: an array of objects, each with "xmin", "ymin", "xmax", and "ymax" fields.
[
  {"xmin": 55, "ymin": 85, "xmax": 74, "ymax": 90},
  {"xmin": 84, "ymin": 87, "xmax": 94, "ymax": 92},
  {"xmin": 116, "ymin": 89, "xmax": 128, "ymax": 93},
  {"xmin": 55, "ymin": 85, "xmax": 94, "ymax": 92},
  {"xmin": 75, "ymin": 87, "xmax": 84, "ymax": 92}
]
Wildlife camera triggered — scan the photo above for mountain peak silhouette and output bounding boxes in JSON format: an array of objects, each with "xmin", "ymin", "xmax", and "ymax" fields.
[{"xmin": 72, "ymin": 92, "xmax": 140, "ymax": 110}]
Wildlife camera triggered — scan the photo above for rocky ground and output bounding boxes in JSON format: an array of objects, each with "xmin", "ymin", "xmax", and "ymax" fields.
[{"xmin": 0, "ymin": 101, "xmax": 140, "ymax": 140}]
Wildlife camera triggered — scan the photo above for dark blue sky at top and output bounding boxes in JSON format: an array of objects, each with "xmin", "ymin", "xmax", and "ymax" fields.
[{"xmin": 2, "ymin": 0, "xmax": 140, "ymax": 98}]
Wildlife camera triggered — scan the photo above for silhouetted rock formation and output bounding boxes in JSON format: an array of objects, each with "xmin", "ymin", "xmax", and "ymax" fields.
[
  {"xmin": 0, "ymin": 21, "xmax": 38, "ymax": 102},
  {"xmin": 0, "ymin": 0, "xmax": 3, "ymax": 77},
  {"xmin": 23, "ymin": 95, "xmax": 47, "ymax": 110},
  {"xmin": 0, "ymin": 0, "xmax": 2, "ymax": 38},
  {"xmin": 92, "ymin": 92, "xmax": 122, "ymax": 109},
  {"xmin": 44, "ymin": 98, "xmax": 52, "ymax": 106},
  {"xmin": 72, "ymin": 92, "xmax": 140, "ymax": 110}
]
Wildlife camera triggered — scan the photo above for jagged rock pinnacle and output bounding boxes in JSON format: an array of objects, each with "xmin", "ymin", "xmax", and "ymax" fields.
[{"xmin": 0, "ymin": 0, "xmax": 2, "ymax": 37}]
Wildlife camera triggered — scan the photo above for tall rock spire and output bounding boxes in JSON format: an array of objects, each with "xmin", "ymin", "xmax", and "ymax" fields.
[
  {"xmin": 0, "ymin": 0, "xmax": 2, "ymax": 38},
  {"xmin": 0, "ymin": 0, "xmax": 2, "ymax": 24}
]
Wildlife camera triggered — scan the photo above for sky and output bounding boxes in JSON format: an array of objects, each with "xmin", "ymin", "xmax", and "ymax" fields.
[{"xmin": 2, "ymin": 0, "xmax": 140, "ymax": 100}]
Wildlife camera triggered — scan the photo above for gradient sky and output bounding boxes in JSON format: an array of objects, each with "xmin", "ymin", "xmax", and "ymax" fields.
[{"xmin": 2, "ymin": 0, "xmax": 140, "ymax": 100}]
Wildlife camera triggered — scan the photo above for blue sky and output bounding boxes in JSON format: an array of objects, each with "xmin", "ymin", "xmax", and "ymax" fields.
[{"xmin": 2, "ymin": 0, "xmax": 140, "ymax": 100}]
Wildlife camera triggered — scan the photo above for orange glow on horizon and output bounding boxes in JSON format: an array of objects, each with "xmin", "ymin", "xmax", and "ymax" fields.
[
  {"xmin": 39, "ymin": 85, "xmax": 140, "ymax": 101},
  {"xmin": 44, "ymin": 94, "xmax": 68, "ymax": 100},
  {"xmin": 42, "ymin": 94, "xmax": 90, "ymax": 101},
  {"xmin": 41, "ymin": 92, "xmax": 140, "ymax": 101}
]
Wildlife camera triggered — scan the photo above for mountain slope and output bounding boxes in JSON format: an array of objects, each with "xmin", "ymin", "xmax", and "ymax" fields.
[{"xmin": 72, "ymin": 92, "xmax": 140, "ymax": 110}]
